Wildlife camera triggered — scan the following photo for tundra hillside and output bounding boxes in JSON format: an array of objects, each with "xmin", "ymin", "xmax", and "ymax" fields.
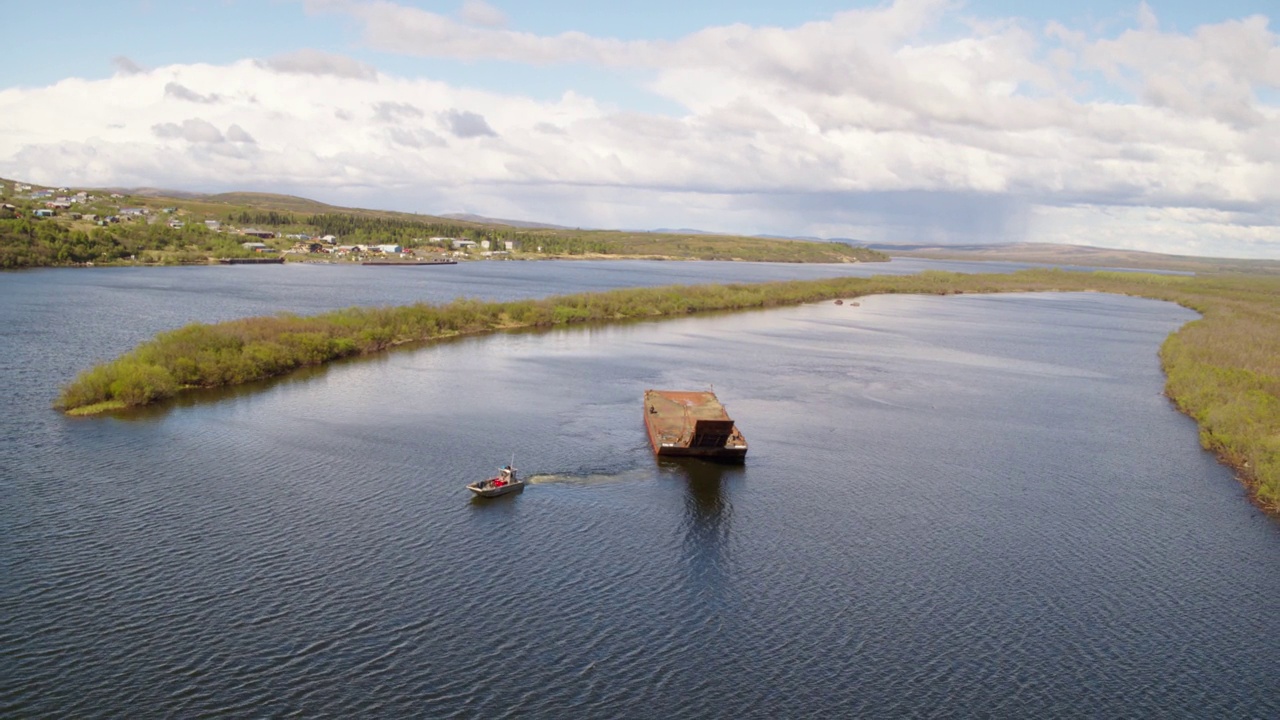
[
  {"xmin": 55, "ymin": 268, "xmax": 1280, "ymax": 516},
  {"xmin": 0, "ymin": 179, "xmax": 885, "ymax": 267}
]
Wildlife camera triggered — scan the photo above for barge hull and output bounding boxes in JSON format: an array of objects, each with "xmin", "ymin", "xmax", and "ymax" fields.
[{"xmin": 644, "ymin": 389, "xmax": 747, "ymax": 463}]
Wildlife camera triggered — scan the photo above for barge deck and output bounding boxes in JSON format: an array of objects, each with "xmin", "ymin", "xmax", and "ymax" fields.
[{"xmin": 643, "ymin": 389, "xmax": 747, "ymax": 462}]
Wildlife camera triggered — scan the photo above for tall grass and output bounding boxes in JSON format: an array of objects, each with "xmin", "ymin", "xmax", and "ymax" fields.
[{"xmin": 56, "ymin": 268, "xmax": 1280, "ymax": 514}]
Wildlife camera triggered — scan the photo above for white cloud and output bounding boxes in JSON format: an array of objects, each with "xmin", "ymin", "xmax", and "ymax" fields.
[
  {"xmin": 226, "ymin": 124, "xmax": 256, "ymax": 144},
  {"xmin": 152, "ymin": 118, "xmax": 226, "ymax": 143},
  {"xmin": 439, "ymin": 109, "xmax": 497, "ymax": 138},
  {"xmin": 459, "ymin": 0, "xmax": 507, "ymax": 29},
  {"xmin": 388, "ymin": 127, "xmax": 446, "ymax": 148},
  {"xmin": 2, "ymin": 1, "xmax": 1279, "ymax": 257},
  {"xmin": 257, "ymin": 49, "xmax": 378, "ymax": 81},
  {"xmin": 112, "ymin": 56, "xmax": 146, "ymax": 76},
  {"xmin": 165, "ymin": 82, "xmax": 224, "ymax": 104},
  {"xmin": 372, "ymin": 101, "xmax": 424, "ymax": 122}
]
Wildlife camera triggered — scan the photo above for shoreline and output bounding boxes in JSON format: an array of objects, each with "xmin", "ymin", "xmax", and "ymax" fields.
[{"xmin": 3, "ymin": 253, "xmax": 883, "ymax": 270}]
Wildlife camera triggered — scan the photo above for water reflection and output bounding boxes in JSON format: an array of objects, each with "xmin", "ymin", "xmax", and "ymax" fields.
[{"xmin": 659, "ymin": 458, "xmax": 744, "ymax": 604}]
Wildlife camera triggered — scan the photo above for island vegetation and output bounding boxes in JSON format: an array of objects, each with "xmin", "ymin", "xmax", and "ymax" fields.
[
  {"xmin": 0, "ymin": 178, "xmax": 885, "ymax": 267},
  {"xmin": 55, "ymin": 268, "xmax": 1280, "ymax": 516}
]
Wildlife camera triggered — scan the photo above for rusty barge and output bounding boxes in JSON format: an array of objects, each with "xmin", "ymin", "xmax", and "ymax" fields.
[{"xmin": 643, "ymin": 390, "xmax": 748, "ymax": 463}]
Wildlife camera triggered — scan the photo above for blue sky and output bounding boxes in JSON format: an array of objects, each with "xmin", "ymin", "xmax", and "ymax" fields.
[
  {"xmin": 2, "ymin": 1, "xmax": 1279, "ymax": 256},
  {"xmin": 6, "ymin": 1, "xmax": 1268, "ymax": 90},
  {"xmin": 6, "ymin": 1, "xmax": 1268, "ymax": 82}
]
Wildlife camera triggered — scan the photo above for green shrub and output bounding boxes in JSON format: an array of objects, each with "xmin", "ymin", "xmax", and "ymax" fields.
[{"xmin": 106, "ymin": 362, "xmax": 178, "ymax": 405}]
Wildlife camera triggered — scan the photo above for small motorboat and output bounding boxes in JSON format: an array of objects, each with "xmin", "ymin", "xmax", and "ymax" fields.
[{"xmin": 467, "ymin": 464, "xmax": 525, "ymax": 497}]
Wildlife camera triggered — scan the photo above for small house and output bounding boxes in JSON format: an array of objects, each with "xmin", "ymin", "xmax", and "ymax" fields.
[
  {"xmin": 241, "ymin": 241, "xmax": 270, "ymax": 251},
  {"xmin": 451, "ymin": 239, "xmax": 477, "ymax": 249}
]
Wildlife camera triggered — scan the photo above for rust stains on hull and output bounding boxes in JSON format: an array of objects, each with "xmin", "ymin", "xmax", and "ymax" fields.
[{"xmin": 643, "ymin": 389, "xmax": 747, "ymax": 463}]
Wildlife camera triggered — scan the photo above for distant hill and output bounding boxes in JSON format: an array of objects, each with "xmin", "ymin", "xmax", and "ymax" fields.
[
  {"xmin": 756, "ymin": 235, "xmax": 864, "ymax": 244},
  {"xmin": 876, "ymin": 242, "xmax": 1280, "ymax": 274},
  {"xmin": 441, "ymin": 213, "xmax": 570, "ymax": 230},
  {"xmin": 115, "ymin": 187, "xmax": 207, "ymax": 199},
  {"xmin": 651, "ymin": 227, "xmax": 715, "ymax": 235},
  {"xmin": 201, "ymin": 192, "xmax": 341, "ymax": 214}
]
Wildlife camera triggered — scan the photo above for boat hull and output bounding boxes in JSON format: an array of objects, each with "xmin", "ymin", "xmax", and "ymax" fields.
[
  {"xmin": 468, "ymin": 482, "xmax": 525, "ymax": 497},
  {"xmin": 648, "ymin": 443, "xmax": 748, "ymax": 462}
]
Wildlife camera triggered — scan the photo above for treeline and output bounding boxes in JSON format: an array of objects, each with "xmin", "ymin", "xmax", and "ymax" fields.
[
  {"xmin": 55, "ymin": 268, "xmax": 1280, "ymax": 515},
  {"xmin": 296, "ymin": 212, "xmax": 870, "ymax": 260},
  {"xmin": 0, "ymin": 219, "xmax": 255, "ymax": 268},
  {"xmin": 232, "ymin": 211, "xmax": 298, "ymax": 227},
  {"xmin": 304, "ymin": 213, "xmax": 511, "ymax": 244}
]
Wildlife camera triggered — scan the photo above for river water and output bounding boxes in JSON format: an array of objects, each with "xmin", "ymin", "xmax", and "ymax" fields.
[{"xmin": 2, "ymin": 260, "xmax": 1277, "ymax": 718}]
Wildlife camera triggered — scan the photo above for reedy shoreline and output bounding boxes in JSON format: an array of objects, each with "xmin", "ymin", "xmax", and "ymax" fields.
[{"xmin": 56, "ymin": 268, "xmax": 1280, "ymax": 515}]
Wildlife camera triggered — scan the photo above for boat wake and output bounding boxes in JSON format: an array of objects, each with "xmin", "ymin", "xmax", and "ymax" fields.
[{"xmin": 524, "ymin": 468, "xmax": 652, "ymax": 486}]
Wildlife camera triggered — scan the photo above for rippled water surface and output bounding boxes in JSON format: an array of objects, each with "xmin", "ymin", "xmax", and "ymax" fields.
[{"xmin": 3, "ymin": 261, "xmax": 1278, "ymax": 718}]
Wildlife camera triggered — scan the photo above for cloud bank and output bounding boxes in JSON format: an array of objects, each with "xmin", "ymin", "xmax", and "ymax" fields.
[{"xmin": 2, "ymin": 0, "xmax": 1278, "ymax": 257}]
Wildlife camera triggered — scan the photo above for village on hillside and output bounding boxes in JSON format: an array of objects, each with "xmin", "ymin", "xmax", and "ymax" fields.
[
  {"xmin": 1, "ymin": 178, "xmax": 886, "ymax": 269},
  {"xmin": 0, "ymin": 179, "xmax": 519, "ymax": 263}
]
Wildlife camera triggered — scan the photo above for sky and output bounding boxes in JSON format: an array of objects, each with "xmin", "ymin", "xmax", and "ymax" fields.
[{"xmin": 2, "ymin": 1, "xmax": 1278, "ymax": 258}]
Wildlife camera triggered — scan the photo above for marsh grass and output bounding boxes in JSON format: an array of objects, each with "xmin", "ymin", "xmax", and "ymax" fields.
[{"xmin": 56, "ymin": 268, "xmax": 1280, "ymax": 514}]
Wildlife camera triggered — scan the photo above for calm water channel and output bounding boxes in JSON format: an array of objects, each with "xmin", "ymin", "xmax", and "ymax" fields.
[{"xmin": 2, "ymin": 260, "xmax": 1278, "ymax": 718}]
